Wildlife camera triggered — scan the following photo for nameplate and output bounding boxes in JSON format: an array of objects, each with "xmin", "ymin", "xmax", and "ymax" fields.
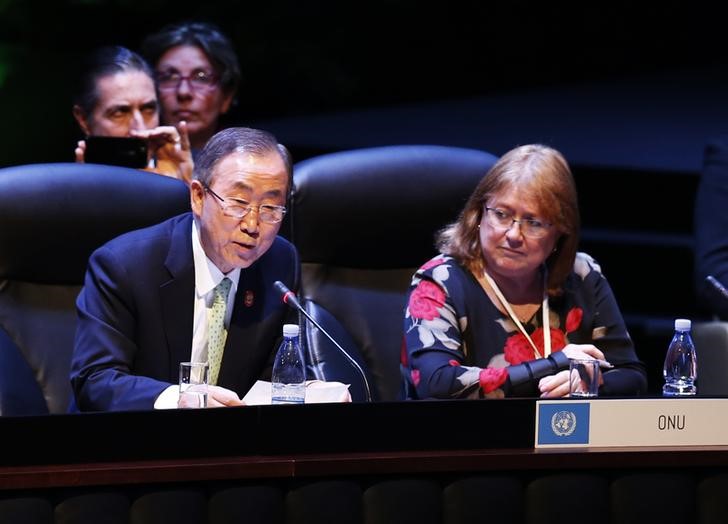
[{"xmin": 535, "ymin": 398, "xmax": 728, "ymax": 448}]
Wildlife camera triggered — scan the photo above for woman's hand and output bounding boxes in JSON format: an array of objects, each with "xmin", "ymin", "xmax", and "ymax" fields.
[
  {"xmin": 75, "ymin": 140, "xmax": 87, "ymax": 163},
  {"xmin": 538, "ymin": 369, "xmax": 571, "ymax": 398},
  {"xmin": 132, "ymin": 121, "xmax": 194, "ymax": 184},
  {"xmin": 537, "ymin": 344, "xmax": 607, "ymax": 398},
  {"xmin": 560, "ymin": 343, "xmax": 606, "ymax": 362}
]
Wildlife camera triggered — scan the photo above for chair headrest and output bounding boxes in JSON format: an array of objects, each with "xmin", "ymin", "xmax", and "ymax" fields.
[
  {"xmin": 290, "ymin": 145, "xmax": 498, "ymax": 269},
  {"xmin": 0, "ymin": 162, "xmax": 190, "ymax": 284}
]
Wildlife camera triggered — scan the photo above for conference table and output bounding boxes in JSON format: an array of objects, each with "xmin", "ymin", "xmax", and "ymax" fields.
[{"xmin": 2, "ymin": 397, "xmax": 728, "ymax": 491}]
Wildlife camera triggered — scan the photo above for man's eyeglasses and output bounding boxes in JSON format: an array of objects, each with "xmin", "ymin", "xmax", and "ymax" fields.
[
  {"xmin": 484, "ymin": 207, "xmax": 552, "ymax": 238},
  {"xmin": 205, "ymin": 186, "xmax": 287, "ymax": 224},
  {"xmin": 156, "ymin": 70, "xmax": 218, "ymax": 92}
]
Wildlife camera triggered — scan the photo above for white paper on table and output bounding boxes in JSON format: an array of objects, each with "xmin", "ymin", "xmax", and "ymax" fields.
[{"xmin": 243, "ymin": 380, "xmax": 351, "ymax": 405}]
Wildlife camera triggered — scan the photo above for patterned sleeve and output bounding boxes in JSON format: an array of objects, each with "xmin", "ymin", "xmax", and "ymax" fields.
[
  {"xmin": 402, "ymin": 256, "xmax": 507, "ymax": 399},
  {"xmin": 575, "ymin": 253, "xmax": 648, "ymax": 395}
]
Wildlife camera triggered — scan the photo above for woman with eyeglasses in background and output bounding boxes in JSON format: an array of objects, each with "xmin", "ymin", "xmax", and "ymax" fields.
[
  {"xmin": 141, "ymin": 20, "xmax": 241, "ymax": 158},
  {"xmin": 402, "ymin": 144, "xmax": 647, "ymax": 400},
  {"xmin": 72, "ymin": 45, "xmax": 194, "ymax": 184}
]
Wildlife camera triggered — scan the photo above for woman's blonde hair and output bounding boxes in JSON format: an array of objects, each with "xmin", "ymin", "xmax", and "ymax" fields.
[{"xmin": 437, "ymin": 144, "xmax": 579, "ymax": 295}]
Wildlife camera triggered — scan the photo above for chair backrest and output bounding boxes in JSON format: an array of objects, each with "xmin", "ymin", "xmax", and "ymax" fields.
[
  {"xmin": 691, "ymin": 320, "xmax": 728, "ymax": 395},
  {"xmin": 289, "ymin": 145, "xmax": 499, "ymax": 401},
  {"xmin": 0, "ymin": 162, "xmax": 190, "ymax": 415}
]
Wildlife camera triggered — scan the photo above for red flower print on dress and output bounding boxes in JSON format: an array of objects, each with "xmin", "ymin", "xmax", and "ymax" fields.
[
  {"xmin": 504, "ymin": 327, "xmax": 568, "ymax": 364},
  {"xmin": 400, "ymin": 338, "xmax": 408, "ymax": 366},
  {"xmin": 565, "ymin": 307, "xmax": 583, "ymax": 333},
  {"xmin": 408, "ymin": 281, "xmax": 445, "ymax": 320},
  {"xmin": 504, "ymin": 333, "xmax": 534, "ymax": 365},
  {"xmin": 532, "ymin": 327, "xmax": 567, "ymax": 353},
  {"xmin": 479, "ymin": 367, "xmax": 508, "ymax": 393},
  {"xmin": 420, "ymin": 256, "xmax": 447, "ymax": 272},
  {"xmin": 410, "ymin": 369, "xmax": 421, "ymax": 386}
]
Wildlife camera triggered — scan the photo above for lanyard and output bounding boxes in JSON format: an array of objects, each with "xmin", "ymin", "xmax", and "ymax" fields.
[{"xmin": 483, "ymin": 268, "xmax": 550, "ymax": 359}]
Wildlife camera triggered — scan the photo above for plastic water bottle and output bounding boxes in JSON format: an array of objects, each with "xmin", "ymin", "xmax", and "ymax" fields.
[
  {"xmin": 662, "ymin": 318, "xmax": 697, "ymax": 396},
  {"xmin": 271, "ymin": 323, "xmax": 306, "ymax": 404}
]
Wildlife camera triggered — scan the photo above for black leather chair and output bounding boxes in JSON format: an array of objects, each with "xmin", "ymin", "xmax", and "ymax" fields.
[
  {"xmin": 691, "ymin": 320, "xmax": 728, "ymax": 395},
  {"xmin": 0, "ymin": 163, "xmax": 190, "ymax": 415},
  {"xmin": 289, "ymin": 145, "xmax": 499, "ymax": 402}
]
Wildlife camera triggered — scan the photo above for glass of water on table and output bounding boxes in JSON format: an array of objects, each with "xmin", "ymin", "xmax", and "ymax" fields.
[{"xmin": 179, "ymin": 361, "xmax": 209, "ymax": 408}]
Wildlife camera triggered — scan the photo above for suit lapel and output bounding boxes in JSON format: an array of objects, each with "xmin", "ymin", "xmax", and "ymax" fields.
[
  {"xmin": 218, "ymin": 261, "xmax": 270, "ymax": 393},
  {"xmin": 160, "ymin": 214, "xmax": 195, "ymax": 380}
]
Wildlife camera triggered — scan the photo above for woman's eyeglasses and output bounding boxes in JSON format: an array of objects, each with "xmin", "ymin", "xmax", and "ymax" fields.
[
  {"xmin": 483, "ymin": 207, "xmax": 552, "ymax": 238},
  {"xmin": 156, "ymin": 70, "xmax": 218, "ymax": 92}
]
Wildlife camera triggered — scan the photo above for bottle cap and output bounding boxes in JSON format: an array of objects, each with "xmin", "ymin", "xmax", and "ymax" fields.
[
  {"xmin": 674, "ymin": 318, "xmax": 691, "ymax": 331},
  {"xmin": 283, "ymin": 324, "xmax": 300, "ymax": 337}
]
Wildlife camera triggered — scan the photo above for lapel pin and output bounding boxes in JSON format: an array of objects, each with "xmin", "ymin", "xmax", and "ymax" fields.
[{"xmin": 244, "ymin": 290, "xmax": 254, "ymax": 307}]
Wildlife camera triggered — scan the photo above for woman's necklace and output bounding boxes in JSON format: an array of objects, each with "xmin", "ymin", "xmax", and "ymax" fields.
[{"xmin": 482, "ymin": 268, "xmax": 550, "ymax": 359}]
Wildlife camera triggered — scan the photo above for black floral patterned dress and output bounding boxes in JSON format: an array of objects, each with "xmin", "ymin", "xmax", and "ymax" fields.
[{"xmin": 402, "ymin": 252, "xmax": 647, "ymax": 399}]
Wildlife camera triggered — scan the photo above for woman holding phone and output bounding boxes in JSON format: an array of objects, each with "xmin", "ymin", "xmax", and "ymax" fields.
[{"xmin": 72, "ymin": 45, "xmax": 193, "ymax": 184}]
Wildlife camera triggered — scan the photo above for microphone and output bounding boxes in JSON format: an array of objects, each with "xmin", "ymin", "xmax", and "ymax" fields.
[
  {"xmin": 274, "ymin": 281, "xmax": 373, "ymax": 402},
  {"xmin": 706, "ymin": 275, "xmax": 728, "ymax": 304}
]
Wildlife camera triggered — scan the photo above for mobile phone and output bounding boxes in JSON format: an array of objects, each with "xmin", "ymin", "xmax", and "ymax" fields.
[{"xmin": 84, "ymin": 136, "xmax": 148, "ymax": 169}]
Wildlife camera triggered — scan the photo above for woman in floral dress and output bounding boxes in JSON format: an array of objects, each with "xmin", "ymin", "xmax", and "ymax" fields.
[{"xmin": 402, "ymin": 144, "xmax": 647, "ymax": 399}]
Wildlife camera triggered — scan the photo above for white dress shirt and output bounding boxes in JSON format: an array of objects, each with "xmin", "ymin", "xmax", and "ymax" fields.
[{"xmin": 154, "ymin": 220, "xmax": 241, "ymax": 409}]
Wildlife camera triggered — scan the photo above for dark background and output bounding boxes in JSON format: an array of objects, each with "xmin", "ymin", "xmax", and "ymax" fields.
[
  {"xmin": 0, "ymin": 0, "xmax": 725, "ymax": 391},
  {"xmin": 0, "ymin": 0, "xmax": 726, "ymax": 167}
]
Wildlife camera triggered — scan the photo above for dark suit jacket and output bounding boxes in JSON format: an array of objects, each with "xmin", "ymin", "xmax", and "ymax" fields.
[
  {"xmin": 70, "ymin": 212, "xmax": 300, "ymax": 411},
  {"xmin": 695, "ymin": 136, "xmax": 728, "ymax": 319}
]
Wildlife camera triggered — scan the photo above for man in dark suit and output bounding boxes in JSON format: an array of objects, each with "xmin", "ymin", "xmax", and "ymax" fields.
[{"xmin": 70, "ymin": 127, "xmax": 300, "ymax": 411}]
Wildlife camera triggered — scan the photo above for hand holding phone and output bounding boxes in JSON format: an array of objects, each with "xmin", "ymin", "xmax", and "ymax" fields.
[
  {"xmin": 83, "ymin": 136, "xmax": 149, "ymax": 168},
  {"xmin": 131, "ymin": 123, "xmax": 193, "ymax": 184}
]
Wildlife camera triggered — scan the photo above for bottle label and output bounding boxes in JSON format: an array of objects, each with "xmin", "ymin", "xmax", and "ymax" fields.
[{"xmin": 271, "ymin": 382, "xmax": 305, "ymax": 404}]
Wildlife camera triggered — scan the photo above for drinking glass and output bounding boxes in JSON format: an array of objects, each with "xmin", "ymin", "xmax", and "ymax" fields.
[{"xmin": 179, "ymin": 361, "xmax": 209, "ymax": 408}]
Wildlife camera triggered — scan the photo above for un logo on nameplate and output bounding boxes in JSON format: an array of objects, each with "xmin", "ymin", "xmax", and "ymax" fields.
[{"xmin": 537, "ymin": 402, "xmax": 591, "ymax": 446}]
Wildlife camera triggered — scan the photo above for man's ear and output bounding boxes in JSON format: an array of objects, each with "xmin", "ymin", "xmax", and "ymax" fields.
[
  {"xmin": 72, "ymin": 105, "xmax": 91, "ymax": 136},
  {"xmin": 190, "ymin": 179, "xmax": 205, "ymax": 216}
]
